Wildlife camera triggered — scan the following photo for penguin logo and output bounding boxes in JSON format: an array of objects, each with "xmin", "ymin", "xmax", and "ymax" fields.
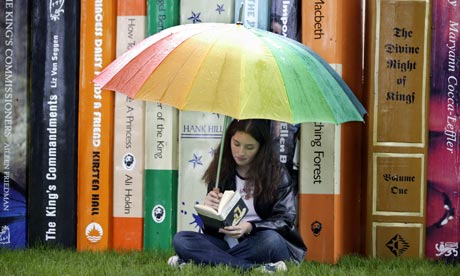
[
  {"xmin": 152, "ymin": 205, "xmax": 166, "ymax": 223},
  {"xmin": 311, "ymin": 221, "xmax": 322, "ymax": 237}
]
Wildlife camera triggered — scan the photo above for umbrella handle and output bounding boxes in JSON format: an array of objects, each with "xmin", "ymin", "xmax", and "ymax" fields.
[
  {"xmin": 215, "ymin": 115, "xmax": 231, "ymax": 189},
  {"xmin": 237, "ymin": 2, "xmax": 244, "ymax": 25}
]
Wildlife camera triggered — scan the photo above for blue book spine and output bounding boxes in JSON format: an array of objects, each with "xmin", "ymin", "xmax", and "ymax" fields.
[{"xmin": 0, "ymin": 0, "xmax": 29, "ymax": 249}]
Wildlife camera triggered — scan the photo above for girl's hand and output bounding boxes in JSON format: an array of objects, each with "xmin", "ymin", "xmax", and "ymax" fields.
[
  {"xmin": 219, "ymin": 222, "xmax": 253, "ymax": 239},
  {"xmin": 204, "ymin": 190, "xmax": 222, "ymax": 211}
]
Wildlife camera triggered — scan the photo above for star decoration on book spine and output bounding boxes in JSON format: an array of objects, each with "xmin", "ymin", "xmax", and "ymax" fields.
[
  {"xmin": 209, "ymin": 147, "xmax": 217, "ymax": 158},
  {"xmin": 188, "ymin": 153, "xmax": 203, "ymax": 168},
  {"xmin": 216, "ymin": 4, "xmax": 225, "ymax": 14},
  {"xmin": 188, "ymin": 11, "xmax": 202, "ymax": 23}
]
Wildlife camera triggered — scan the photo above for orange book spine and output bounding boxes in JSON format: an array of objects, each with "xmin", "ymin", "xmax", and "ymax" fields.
[
  {"xmin": 77, "ymin": 0, "xmax": 117, "ymax": 251},
  {"xmin": 363, "ymin": 0, "xmax": 430, "ymax": 258},
  {"xmin": 112, "ymin": 0, "xmax": 146, "ymax": 251},
  {"xmin": 298, "ymin": 0, "xmax": 363, "ymax": 263}
]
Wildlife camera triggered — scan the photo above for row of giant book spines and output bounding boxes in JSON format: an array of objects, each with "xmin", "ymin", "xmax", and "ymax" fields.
[
  {"xmin": 73, "ymin": 1, "xmax": 300, "ymax": 252},
  {"xmin": 5, "ymin": 0, "xmax": 354, "ymax": 254},
  {"xmin": 0, "ymin": 1, "xmax": 302, "ymax": 251}
]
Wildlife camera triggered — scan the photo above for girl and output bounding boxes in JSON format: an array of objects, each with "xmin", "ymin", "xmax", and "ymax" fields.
[{"xmin": 169, "ymin": 119, "xmax": 307, "ymax": 272}]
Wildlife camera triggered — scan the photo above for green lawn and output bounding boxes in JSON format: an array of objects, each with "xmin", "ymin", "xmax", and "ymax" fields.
[{"xmin": 0, "ymin": 246, "xmax": 458, "ymax": 275}]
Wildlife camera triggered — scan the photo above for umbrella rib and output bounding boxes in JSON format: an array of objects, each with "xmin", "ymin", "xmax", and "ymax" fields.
[{"xmin": 180, "ymin": 25, "xmax": 237, "ymax": 116}]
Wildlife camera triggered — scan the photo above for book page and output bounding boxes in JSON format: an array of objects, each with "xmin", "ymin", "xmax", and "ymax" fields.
[
  {"xmin": 217, "ymin": 191, "xmax": 236, "ymax": 214},
  {"xmin": 194, "ymin": 190, "xmax": 236, "ymax": 221},
  {"xmin": 219, "ymin": 191, "xmax": 242, "ymax": 218},
  {"xmin": 194, "ymin": 204, "xmax": 223, "ymax": 221}
]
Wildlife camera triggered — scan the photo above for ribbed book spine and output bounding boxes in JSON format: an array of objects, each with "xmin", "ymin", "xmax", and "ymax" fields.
[
  {"xmin": 77, "ymin": 0, "xmax": 117, "ymax": 251},
  {"xmin": 112, "ymin": 0, "xmax": 146, "ymax": 251},
  {"xmin": 363, "ymin": 0, "xmax": 431, "ymax": 258},
  {"xmin": 426, "ymin": 0, "xmax": 460, "ymax": 261},
  {"xmin": 299, "ymin": 0, "xmax": 364, "ymax": 263},
  {"xmin": 28, "ymin": 0, "xmax": 79, "ymax": 248},
  {"xmin": 143, "ymin": 0, "xmax": 180, "ymax": 251},
  {"xmin": 177, "ymin": 0, "xmax": 235, "ymax": 233},
  {"xmin": 0, "ymin": 0, "xmax": 29, "ymax": 249}
]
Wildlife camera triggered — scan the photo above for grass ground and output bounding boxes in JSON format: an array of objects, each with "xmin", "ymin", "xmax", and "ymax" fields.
[{"xmin": 0, "ymin": 246, "xmax": 459, "ymax": 275}]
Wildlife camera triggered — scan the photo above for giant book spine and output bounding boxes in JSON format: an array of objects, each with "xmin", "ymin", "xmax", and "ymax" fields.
[
  {"xmin": 77, "ymin": 0, "xmax": 116, "ymax": 251},
  {"xmin": 143, "ymin": 0, "xmax": 180, "ymax": 251},
  {"xmin": 0, "ymin": 0, "xmax": 28, "ymax": 249},
  {"xmin": 28, "ymin": 0, "xmax": 79, "ymax": 248},
  {"xmin": 299, "ymin": 0, "xmax": 364, "ymax": 263},
  {"xmin": 270, "ymin": 0, "xmax": 300, "ymax": 192},
  {"xmin": 363, "ymin": 0, "xmax": 431, "ymax": 258},
  {"xmin": 234, "ymin": 0, "xmax": 270, "ymax": 30},
  {"xmin": 426, "ymin": 0, "xmax": 460, "ymax": 261},
  {"xmin": 238, "ymin": 1, "xmax": 300, "ymax": 184},
  {"xmin": 112, "ymin": 0, "xmax": 146, "ymax": 251},
  {"xmin": 144, "ymin": 103, "xmax": 179, "ymax": 250},
  {"xmin": 270, "ymin": 0, "xmax": 300, "ymax": 41},
  {"xmin": 177, "ymin": 0, "xmax": 234, "ymax": 233}
]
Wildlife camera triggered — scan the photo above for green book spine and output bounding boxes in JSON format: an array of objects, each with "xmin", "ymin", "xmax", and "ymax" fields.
[
  {"xmin": 143, "ymin": 0, "xmax": 180, "ymax": 251},
  {"xmin": 144, "ymin": 103, "xmax": 178, "ymax": 250},
  {"xmin": 146, "ymin": 0, "xmax": 179, "ymax": 35}
]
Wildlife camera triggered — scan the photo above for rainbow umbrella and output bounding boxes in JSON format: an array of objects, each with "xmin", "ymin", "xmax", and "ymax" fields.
[
  {"xmin": 94, "ymin": 22, "xmax": 366, "ymax": 189},
  {"xmin": 93, "ymin": 22, "xmax": 366, "ymax": 125}
]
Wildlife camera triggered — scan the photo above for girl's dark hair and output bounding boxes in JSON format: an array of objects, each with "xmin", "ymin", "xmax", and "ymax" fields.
[{"xmin": 203, "ymin": 119, "xmax": 281, "ymax": 203}]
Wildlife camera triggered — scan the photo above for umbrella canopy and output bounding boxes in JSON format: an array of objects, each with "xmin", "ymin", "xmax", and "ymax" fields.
[{"xmin": 93, "ymin": 23, "xmax": 366, "ymax": 125}]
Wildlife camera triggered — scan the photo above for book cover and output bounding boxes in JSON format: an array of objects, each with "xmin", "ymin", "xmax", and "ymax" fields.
[
  {"xmin": 234, "ymin": 0, "xmax": 270, "ymax": 30},
  {"xmin": 177, "ymin": 0, "xmax": 234, "ymax": 233},
  {"xmin": 194, "ymin": 191, "xmax": 248, "ymax": 230},
  {"xmin": 112, "ymin": 0, "xmax": 146, "ymax": 251},
  {"xmin": 426, "ymin": 0, "xmax": 460, "ymax": 261},
  {"xmin": 363, "ymin": 0, "xmax": 431, "ymax": 258},
  {"xmin": 298, "ymin": 0, "xmax": 364, "ymax": 263},
  {"xmin": 143, "ymin": 0, "xmax": 180, "ymax": 251},
  {"xmin": 0, "ymin": 0, "xmax": 29, "ymax": 249},
  {"xmin": 77, "ymin": 0, "xmax": 116, "ymax": 251},
  {"xmin": 270, "ymin": 0, "xmax": 300, "ymax": 41},
  {"xmin": 28, "ymin": 0, "xmax": 79, "ymax": 248}
]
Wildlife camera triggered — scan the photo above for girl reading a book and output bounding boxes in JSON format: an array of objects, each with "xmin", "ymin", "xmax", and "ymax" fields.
[{"xmin": 169, "ymin": 119, "xmax": 307, "ymax": 273}]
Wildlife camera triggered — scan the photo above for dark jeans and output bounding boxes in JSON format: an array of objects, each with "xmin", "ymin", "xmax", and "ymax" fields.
[{"xmin": 172, "ymin": 229, "xmax": 293, "ymax": 270}]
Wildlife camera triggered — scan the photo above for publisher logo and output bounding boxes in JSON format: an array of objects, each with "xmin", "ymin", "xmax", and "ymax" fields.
[
  {"xmin": 0, "ymin": 225, "xmax": 10, "ymax": 245},
  {"xmin": 85, "ymin": 222, "xmax": 103, "ymax": 243},
  {"xmin": 123, "ymin": 153, "xmax": 136, "ymax": 170},
  {"xmin": 49, "ymin": 0, "xmax": 65, "ymax": 21},
  {"xmin": 386, "ymin": 234, "xmax": 410, "ymax": 257},
  {"xmin": 310, "ymin": 221, "xmax": 322, "ymax": 237},
  {"xmin": 152, "ymin": 205, "xmax": 166, "ymax": 223},
  {"xmin": 435, "ymin": 242, "xmax": 459, "ymax": 257}
]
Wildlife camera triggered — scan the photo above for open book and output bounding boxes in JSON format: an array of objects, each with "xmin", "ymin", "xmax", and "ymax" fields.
[{"xmin": 194, "ymin": 190, "xmax": 248, "ymax": 230}]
